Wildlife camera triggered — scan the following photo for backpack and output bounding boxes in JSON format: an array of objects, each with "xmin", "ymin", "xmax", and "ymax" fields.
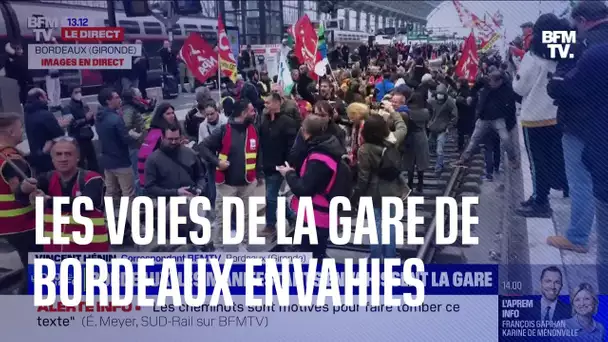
[
  {"xmin": 329, "ymin": 155, "xmax": 354, "ymax": 199},
  {"xmin": 304, "ymin": 153, "xmax": 353, "ymax": 200},
  {"xmin": 376, "ymin": 145, "xmax": 401, "ymax": 182}
]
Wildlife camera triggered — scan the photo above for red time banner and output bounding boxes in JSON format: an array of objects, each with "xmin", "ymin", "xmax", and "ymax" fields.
[{"xmin": 61, "ymin": 27, "xmax": 125, "ymax": 43}]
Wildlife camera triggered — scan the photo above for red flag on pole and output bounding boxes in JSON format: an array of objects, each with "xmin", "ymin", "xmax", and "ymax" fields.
[
  {"xmin": 455, "ymin": 31, "xmax": 479, "ymax": 84},
  {"xmin": 293, "ymin": 15, "xmax": 319, "ymax": 79},
  {"xmin": 217, "ymin": 15, "xmax": 238, "ymax": 82},
  {"xmin": 179, "ymin": 33, "xmax": 218, "ymax": 84}
]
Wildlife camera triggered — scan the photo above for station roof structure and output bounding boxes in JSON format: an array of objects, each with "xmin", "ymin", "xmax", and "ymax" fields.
[{"xmin": 343, "ymin": 0, "xmax": 442, "ymax": 23}]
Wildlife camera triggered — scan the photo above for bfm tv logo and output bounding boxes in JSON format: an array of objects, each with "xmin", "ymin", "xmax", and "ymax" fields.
[
  {"xmin": 27, "ymin": 16, "xmax": 60, "ymax": 42},
  {"xmin": 542, "ymin": 30, "xmax": 577, "ymax": 59}
]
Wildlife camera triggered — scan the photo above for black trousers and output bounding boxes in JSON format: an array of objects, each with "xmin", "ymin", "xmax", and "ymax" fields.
[
  {"xmin": 523, "ymin": 125, "xmax": 568, "ymax": 204},
  {"xmin": 138, "ymin": 75, "xmax": 148, "ymax": 99},
  {"xmin": 301, "ymin": 228, "xmax": 330, "ymax": 259},
  {"xmin": 4, "ymin": 230, "xmax": 43, "ymax": 294},
  {"xmin": 484, "ymin": 132, "xmax": 501, "ymax": 175},
  {"xmin": 78, "ymin": 139, "xmax": 100, "ymax": 173}
]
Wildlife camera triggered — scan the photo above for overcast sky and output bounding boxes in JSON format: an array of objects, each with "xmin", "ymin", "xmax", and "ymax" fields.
[{"xmin": 427, "ymin": 1, "xmax": 574, "ymax": 40}]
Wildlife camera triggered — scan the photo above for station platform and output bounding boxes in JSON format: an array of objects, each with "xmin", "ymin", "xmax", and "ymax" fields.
[{"xmin": 506, "ymin": 121, "xmax": 598, "ymax": 294}]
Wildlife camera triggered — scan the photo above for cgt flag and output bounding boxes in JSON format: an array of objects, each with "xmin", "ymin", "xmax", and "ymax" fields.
[
  {"xmin": 217, "ymin": 15, "xmax": 238, "ymax": 82},
  {"xmin": 294, "ymin": 14, "xmax": 319, "ymax": 78},
  {"xmin": 179, "ymin": 33, "xmax": 218, "ymax": 84},
  {"xmin": 455, "ymin": 31, "xmax": 479, "ymax": 84}
]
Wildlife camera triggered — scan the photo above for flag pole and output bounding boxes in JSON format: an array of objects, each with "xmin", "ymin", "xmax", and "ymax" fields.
[{"xmin": 217, "ymin": 48, "xmax": 221, "ymax": 100}]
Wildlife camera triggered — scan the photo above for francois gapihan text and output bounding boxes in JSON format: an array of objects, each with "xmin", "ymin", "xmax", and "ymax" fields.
[{"xmin": 33, "ymin": 258, "xmax": 425, "ymax": 307}]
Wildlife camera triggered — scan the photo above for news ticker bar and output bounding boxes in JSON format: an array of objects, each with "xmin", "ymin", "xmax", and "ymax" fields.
[{"xmin": 27, "ymin": 254, "xmax": 499, "ymax": 295}]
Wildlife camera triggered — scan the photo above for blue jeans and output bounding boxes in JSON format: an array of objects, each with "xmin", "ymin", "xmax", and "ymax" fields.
[
  {"xmin": 370, "ymin": 206, "xmax": 397, "ymax": 259},
  {"xmin": 129, "ymin": 149, "xmax": 141, "ymax": 196},
  {"xmin": 484, "ymin": 134, "xmax": 501, "ymax": 176},
  {"xmin": 265, "ymin": 173, "xmax": 284, "ymax": 228},
  {"xmin": 596, "ymin": 200, "xmax": 608, "ymax": 294},
  {"xmin": 431, "ymin": 131, "xmax": 447, "ymax": 171},
  {"xmin": 563, "ymin": 134, "xmax": 595, "ymax": 246}
]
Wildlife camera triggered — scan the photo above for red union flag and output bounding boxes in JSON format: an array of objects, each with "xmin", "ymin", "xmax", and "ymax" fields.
[
  {"xmin": 179, "ymin": 33, "xmax": 218, "ymax": 84},
  {"xmin": 455, "ymin": 32, "xmax": 479, "ymax": 83},
  {"xmin": 217, "ymin": 15, "xmax": 238, "ymax": 82},
  {"xmin": 294, "ymin": 15, "xmax": 318, "ymax": 73}
]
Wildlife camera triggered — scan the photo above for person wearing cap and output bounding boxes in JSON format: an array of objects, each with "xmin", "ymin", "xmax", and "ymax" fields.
[
  {"xmin": 546, "ymin": 1, "xmax": 608, "ymax": 254},
  {"xmin": 520, "ymin": 22, "xmax": 534, "ymax": 51}
]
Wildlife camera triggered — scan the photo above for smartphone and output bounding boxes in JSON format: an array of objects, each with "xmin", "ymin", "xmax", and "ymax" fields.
[{"xmin": 63, "ymin": 114, "xmax": 74, "ymax": 121}]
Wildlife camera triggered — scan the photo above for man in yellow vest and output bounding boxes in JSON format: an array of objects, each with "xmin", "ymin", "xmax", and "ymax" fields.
[
  {"xmin": 197, "ymin": 99, "xmax": 262, "ymax": 252},
  {"xmin": 0, "ymin": 112, "xmax": 41, "ymax": 291}
]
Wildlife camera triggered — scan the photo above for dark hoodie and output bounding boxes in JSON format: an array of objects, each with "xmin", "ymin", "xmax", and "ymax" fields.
[
  {"xmin": 285, "ymin": 134, "xmax": 346, "ymax": 199},
  {"xmin": 197, "ymin": 118, "xmax": 262, "ymax": 186},
  {"xmin": 259, "ymin": 110, "xmax": 298, "ymax": 176},
  {"xmin": 95, "ymin": 106, "xmax": 136, "ymax": 170},
  {"xmin": 427, "ymin": 84, "xmax": 458, "ymax": 133},
  {"xmin": 475, "ymin": 82, "xmax": 517, "ymax": 130},
  {"xmin": 62, "ymin": 98, "xmax": 94, "ymax": 141},
  {"xmin": 24, "ymin": 99, "xmax": 64, "ymax": 172},
  {"xmin": 289, "ymin": 123, "xmax": 346, "ymax": 174},
  {"xmin": 455, "ymin": 83, "xmax": 474, "ymax": 133},
  {"xmin": 185, "ymin": 89, "xmax": 209, "ymax": 139}
]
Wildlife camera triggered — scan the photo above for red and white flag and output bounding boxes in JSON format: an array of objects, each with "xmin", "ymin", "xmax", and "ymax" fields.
[
  {"xmin": 179, "ymin": 33, "xmax": 218, "ymax": 84},
  {"xmin": 455, "ymin": 31, "xmax": 479, "ymax": 84},
  {"xmin": 293, "ymin": 15, "xmax": 319, "ymax": 79},
  {"xmin": 217, "ymin": 15, "xmax": 238, "ymax": 82}
]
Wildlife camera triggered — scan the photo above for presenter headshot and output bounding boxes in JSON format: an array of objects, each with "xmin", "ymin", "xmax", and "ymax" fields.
[
  {"xmin": 536, "ymin": 266, "xmax": 570, "ymax": 321},
  {"xmin": 558, "ymin": 283, "xmax": 605, "ymax": 341}
]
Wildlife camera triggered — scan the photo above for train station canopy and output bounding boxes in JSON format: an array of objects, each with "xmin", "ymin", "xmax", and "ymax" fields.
[{"xmin": 345, "ymin": 0, "xmax": 442, "ymax": 23}]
